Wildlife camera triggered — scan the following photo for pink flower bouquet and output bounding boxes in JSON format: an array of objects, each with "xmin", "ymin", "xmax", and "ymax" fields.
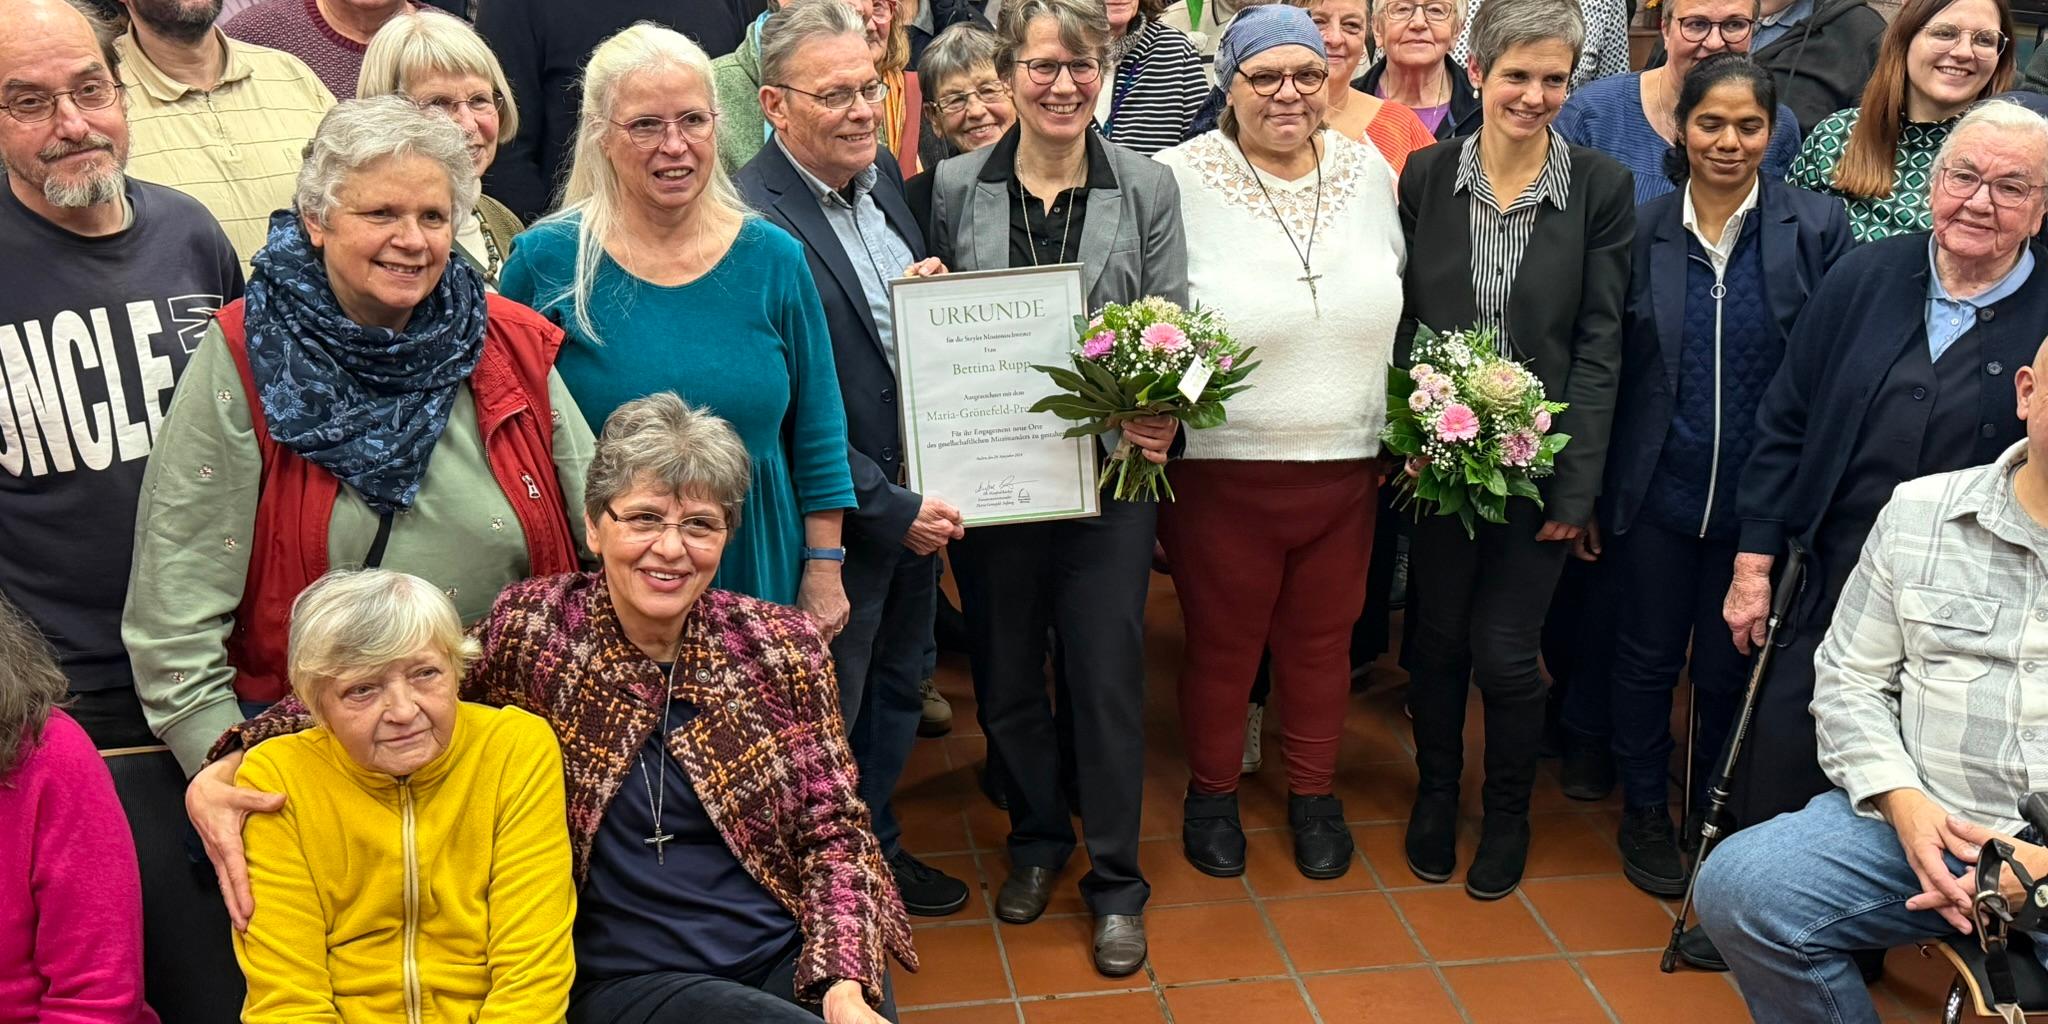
[
  {"xmin": 1380, "ymin": 324, "xmax": 1568, "ymax": 536},
  {"xmin": 1031, "ymin": 297, "xmax": 1255, "ymax": 502}
]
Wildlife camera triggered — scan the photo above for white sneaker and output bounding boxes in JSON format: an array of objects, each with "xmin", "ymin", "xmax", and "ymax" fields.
[{"xmin": 1241, "ymin": 702, "xmax": 1264, "ymax": 775}]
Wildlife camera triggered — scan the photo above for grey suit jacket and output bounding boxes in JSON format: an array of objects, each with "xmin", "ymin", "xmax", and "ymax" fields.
[{"xmin": 926, "ymin": 138, "xmax": 1190, "ymax": 311}]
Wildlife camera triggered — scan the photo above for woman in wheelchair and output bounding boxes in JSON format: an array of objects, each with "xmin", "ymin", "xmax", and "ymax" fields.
[{"xmin": 0, "ymin": 593, "xmax": 159, "ymax": 1022}]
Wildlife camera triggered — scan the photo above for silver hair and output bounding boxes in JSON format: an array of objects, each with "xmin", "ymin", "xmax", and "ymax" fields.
[
  {"xmin": 760, "ymin": 0, "xmax": 870, "ymax": 89},
  {"xmin": 918, "ymin": 22, "xmax": 1003, "ymax": 90},
  {"xmin": 285, "ymin": 569, "xmax": 479, "ymax": 714},
  {"xmin": 294, "ymin": 95, "xmax": 481, "ymax": 227},
  {"xmin": 995, "ymin": 0, "xmax": 1111, "ymax": 68},
  {"xmin": 1467, "ymin": 0, "xmax": 1583, "ymax": 76},
  {"xmin": 1935, "ymin": 98, "xmax": 2048, "ymax": 187},
  {"xmin": 584, "ymin": 393, "xmax": 753, "ymax": 529}
]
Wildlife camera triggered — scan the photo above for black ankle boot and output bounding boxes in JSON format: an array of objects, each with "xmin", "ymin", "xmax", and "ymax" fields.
[
  {"xmin": 1465, "ymin": 814, "xmax": 1530, "ymax": 900},
  {"xmin": 1288, "ymin": 793, "xmax": 1353, "ymax": 879},
  {"xmin": 1182, "ymin": 790, "xmax": 1246, "ymax": 877},
  {"xmin": 1618, "ymin": 805, "xmax": 1687, "ymax": 898},
  {"xmin": 1404, "ymin": 789, "xmax": 1459, "ymax": 883}
]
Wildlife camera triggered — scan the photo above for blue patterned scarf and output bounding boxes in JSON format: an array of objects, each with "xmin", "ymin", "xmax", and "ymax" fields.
[{"xmin": 243, "ymin": 211, "xmax": 489, "ymax": 516}]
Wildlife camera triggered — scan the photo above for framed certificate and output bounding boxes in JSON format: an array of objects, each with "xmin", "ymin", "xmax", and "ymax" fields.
[{"xmin": 891, "ymin": 264, "xmax": 1099, "ymax": 527}]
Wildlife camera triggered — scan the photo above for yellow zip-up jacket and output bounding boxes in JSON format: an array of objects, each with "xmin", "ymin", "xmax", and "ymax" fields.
[{"xmin": 234, "ymin": 702, "xmax": 576, "ymax": 1023}]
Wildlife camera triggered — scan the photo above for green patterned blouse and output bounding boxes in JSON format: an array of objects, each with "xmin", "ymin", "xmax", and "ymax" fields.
[{"xmin": 1786, "ymin": 107, "xmax": 1956, "ymax": 243}]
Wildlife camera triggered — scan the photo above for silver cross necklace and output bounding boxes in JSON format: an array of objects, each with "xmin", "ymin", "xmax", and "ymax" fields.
[
  {"xmin": 1239, "ymin": 135, "xmax": 1325, "ymax": 316},
  {"xmin": 637, "ymin": 655, "xmax": 681, "ymax": 864}
]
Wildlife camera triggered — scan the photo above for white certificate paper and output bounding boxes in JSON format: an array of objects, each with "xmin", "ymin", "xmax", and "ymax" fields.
[{"xmin": 891, "ymin": 264, "xmax": 1099, "ymax": 527}]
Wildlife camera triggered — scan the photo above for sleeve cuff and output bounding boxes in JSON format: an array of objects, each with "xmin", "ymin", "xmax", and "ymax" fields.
[
  {"xmin": 1838, "ymin": 765, "xmax": 1929, "ymax": 820},
  {"xmin": 160, "ymin": 699, "xmax": 251, "ymax": 779},
  {"xmin": 1738, "ymin": 519, "xmax": 1785, "ymax": 557}
]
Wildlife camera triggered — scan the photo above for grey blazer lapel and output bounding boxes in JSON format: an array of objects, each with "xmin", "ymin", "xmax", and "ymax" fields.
[
  {"xmin": 1077, "ymin": 183, "xmax": 1123, "ymax": 300},
  {"xmin": 970, "ymin": 177, "xmax": 1009, "ymax": 271}
]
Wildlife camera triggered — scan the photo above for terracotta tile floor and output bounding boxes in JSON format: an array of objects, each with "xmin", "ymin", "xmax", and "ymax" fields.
[{"xmin": 894, "ymin": 576, "xmax": 1957, "ymax": 1023}]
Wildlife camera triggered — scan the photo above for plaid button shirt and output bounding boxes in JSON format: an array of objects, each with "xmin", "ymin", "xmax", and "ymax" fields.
[{"xmin": 1815, "ymin": 440, "xmax": 2048, "ymax": 836}]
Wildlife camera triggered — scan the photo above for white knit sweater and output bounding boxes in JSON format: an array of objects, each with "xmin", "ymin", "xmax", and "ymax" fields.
[{"xmin": 1153, "ymin": 129, "xmax": 1406, "ymax": 462}]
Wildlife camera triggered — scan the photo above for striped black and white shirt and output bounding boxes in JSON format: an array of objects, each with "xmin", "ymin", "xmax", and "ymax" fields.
[
  {"xmin": 1097, "ymin": 19, "xmax": 1210, "ymax": 157},
  {"xmin": 1454, "ymin": 130, "xmax": 1573, "ymax": 355}
]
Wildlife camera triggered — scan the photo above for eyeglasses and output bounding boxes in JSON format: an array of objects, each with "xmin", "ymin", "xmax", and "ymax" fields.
[
  {"xmin": 1237, "ymin": 67, "xmax": 1330, "ymax": 96},
  {"xmin": 1383, "ymin": 2, "xmax": 1455, "ymax": 23},
  {"xmin": 1922, "ymin": 22, "xmax": 2008, "ymax": 56},
  {"xmin": 611, "ymin": 110, "xmax": 719, "ymax": 149},
  {"xmin": 1937, "ymin": 165, "xmax": 2045, "ymax": 208},
  {"xmin": 0, "ymin": 79, "xmax": 123, "ymax": 124},
  {"xmin": 1014, "ymin": 58, "xmax": 1103, "ymax": 85},
  {"xmin": 931, "ymin": 81, "xmax": 1011, "ymax": 114},
  {"xmin": 776, "ymin": 80, "xmax": 889, "ymax": 110},
  {"xmin": 605, "ymin": 506, "xmax": 730, "ymax": 546},
  {"xmin": 414, "ymin": 92, "xmax": 502, "ymax": 119},
  {"xmin": 1675, "ymin": 15, "xmax": 1755, "ymax": 42}
]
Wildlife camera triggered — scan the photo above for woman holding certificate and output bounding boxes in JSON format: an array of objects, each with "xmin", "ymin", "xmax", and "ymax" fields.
[
  {"xmin": 925, "ymin": 0, "xmax": 1189, "ymax": 980},
  {"xmin": 1153, "ymin": 5, "xmax": 1404, "ymax": 884}
]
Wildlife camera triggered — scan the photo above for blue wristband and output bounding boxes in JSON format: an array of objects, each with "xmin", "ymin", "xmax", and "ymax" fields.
[{"xmin": 801, "ymin": 546, "xmax": 847, "ymax": 562}]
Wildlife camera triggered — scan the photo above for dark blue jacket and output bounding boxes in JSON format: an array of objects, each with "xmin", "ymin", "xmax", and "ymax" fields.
[
  {"xmin": 736, "ymin": 144, "xmax": 926, "ymax": 549},
  {"xmin": 1604, "ymin": 180, "xmax": 1852, "ymax": 536}
]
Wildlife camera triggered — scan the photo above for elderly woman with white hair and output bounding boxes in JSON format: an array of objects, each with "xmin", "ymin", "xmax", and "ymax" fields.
[
  {"xmin": 358, "ymin": 10, "xmax": 529, "ymax": 286},
  {"xmin": 123, "ymin": 96, "xmax": 595, "ymax": 780},
  {"xmin": 232, "ymin": 569, "xmax": 576, "ymax": 1021},
  {"xmin": 499, "ymin": 22, "xmax": 857, "ymax": 630},
  {"xmin": 190, "ymin": 394, "xmax": 914, "ymax": 1024}
]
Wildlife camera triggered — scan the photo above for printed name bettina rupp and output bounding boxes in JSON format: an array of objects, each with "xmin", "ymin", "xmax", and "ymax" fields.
[{"xmin": 928, "ymin": 298, "xmax": 1048, "ymax": 326}]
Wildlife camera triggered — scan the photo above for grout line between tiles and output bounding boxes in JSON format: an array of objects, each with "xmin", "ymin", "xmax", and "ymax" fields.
[{"xmin": 1513, "ymin": 886, "xmax": 1623, "ymax": 1024}]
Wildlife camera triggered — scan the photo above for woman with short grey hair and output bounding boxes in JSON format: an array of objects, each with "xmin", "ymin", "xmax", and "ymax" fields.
[{"xmin": 124, "ymin": 95, "xmax": 596, "ymax": 779}]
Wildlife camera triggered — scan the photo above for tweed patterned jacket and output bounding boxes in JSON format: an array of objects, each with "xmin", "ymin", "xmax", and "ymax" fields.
[{"xmin": 214, "ymin": 571, "xmax": 916, "ymax": 1004}]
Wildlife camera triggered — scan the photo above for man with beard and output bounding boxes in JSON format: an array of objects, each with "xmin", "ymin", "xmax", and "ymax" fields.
[
  {"xmin": 114, "ymin": 0, "xmax": 331, "ymax": 267},
  {"xmin": 0, "ymin": 0, "xmax": 242, "ymax": 749}
]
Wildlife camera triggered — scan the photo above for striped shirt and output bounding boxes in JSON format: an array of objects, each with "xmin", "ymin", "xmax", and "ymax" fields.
[
  {"xmin": 115, "ymin": 28, "xmax": 334, "ymax": 269},
  {"xmin": 1454, "ymin": 130, "xmax": 1572, "ymax": 355},
  {"xmin": 1098, "ymin": 19, "xmax": 1208, "ymax": 157},
  {"xmin": 1814, "ymin": 441, "xmax": 2048, "ymax": 838}
]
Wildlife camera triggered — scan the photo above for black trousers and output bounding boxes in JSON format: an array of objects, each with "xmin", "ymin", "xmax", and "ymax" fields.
[
  {"xmin": 67, "ymin": 685, "xmax": 156, "ymax": 749},
  {"xmin": 1406, "ymin": 501, "xmax": 1572, "ymax": 818},
  {"xmin": 948, "ymin": 497, "xmax": 1155, "ymax": 915},
  {"xmin": 568, "ymin": 941, "xmax": 898, "ymax": 1023}
]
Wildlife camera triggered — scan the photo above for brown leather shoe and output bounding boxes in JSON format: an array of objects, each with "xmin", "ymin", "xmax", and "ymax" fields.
[
  {"xmin": 996, "ymin": 866, "xmax": 1056, "ymax": 924},
  {"xmin": 1092, "ymin": 914, "xmax": 1147, "ymax": 977}
]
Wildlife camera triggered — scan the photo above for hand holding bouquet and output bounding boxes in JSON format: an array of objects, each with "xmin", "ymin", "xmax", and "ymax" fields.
[
  {"xmin": 1030, "ymin": 297, "xmax": 1255, "ymax": 502},
  {"xmin": 1380, "ymin": 324, "xmax": 1568, "ymax": 537}
]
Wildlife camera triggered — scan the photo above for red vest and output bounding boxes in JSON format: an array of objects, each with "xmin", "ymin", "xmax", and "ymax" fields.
[{"xmin": 216, "ymin": 294, "xmax": 581, "ymax": 703}]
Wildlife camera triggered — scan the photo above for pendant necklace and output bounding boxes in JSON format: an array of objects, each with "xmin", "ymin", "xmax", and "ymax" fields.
[
  {"xmin": 1018, "ymin": 160, "xmax": 1084, "ymax": 267},
  {"xmin": 637, "ymin": 654, "xmax": 680, "ymax": 864},
  {"xmin": 475, "ymin": 209, "xmax": 503, "ymax": 283},
  {"xmin": 1240, "ymin": 135, "xmax": 1325, "ymax": 317}
]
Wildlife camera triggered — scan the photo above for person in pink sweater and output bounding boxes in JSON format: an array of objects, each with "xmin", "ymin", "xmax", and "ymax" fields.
[{"xmin": 0, "ymin": 595, "xmax": 159, "ymax": 1024}]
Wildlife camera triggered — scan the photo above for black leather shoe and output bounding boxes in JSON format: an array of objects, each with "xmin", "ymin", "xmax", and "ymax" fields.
[
  {"xmin": 1288, "ymin": 793, "xmax": 1353, "ymax": 879},
  {"xmin": 1465, "ymin": 815, "xmax": 1530, "ymax": 900},
  {"xmin": 1092, "ymin": 914, "xmax": 1148, "ymax": 977},
  {"xmin": 1676, "ymin": 924, "xmax": 1727, "ymax": 971},
  {"xmin": 1617, "ymin": 805, "xmax": 1687, "ymax": 898},
  {"xmin": 889, "ymin": 849, "xmax": 971, "ymax": 916},
  {"xmin": 1404, "ymin": 790, "xmax": 1459, "ymax": 883},
  {"xmin": 996, "ymin": 866, "xmax": 1057, "ymax": 924},
  {"xmin": 1182, "ymin": 790, "xmax": 1246, "ymax": 877},
  {"xmin": 1559, "ymin": 735, "xmax": 1615, "ymax": 802}
]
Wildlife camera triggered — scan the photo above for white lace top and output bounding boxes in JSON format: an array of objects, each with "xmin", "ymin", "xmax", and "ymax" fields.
[{"xmin": 1153, "ymin": 129, "xmax": 1406, "ymax": 462}]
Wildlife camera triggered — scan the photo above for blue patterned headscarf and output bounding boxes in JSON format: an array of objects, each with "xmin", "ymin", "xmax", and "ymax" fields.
[
  {"xmin": 243, "ymin": 210, "xmax": 490, "ymax": 516},
  {"xmin": 1214, "ymin": 5, "xmax": 1328, "ymax": 88}
]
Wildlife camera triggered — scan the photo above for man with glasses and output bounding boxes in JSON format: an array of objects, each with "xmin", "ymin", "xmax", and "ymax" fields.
[
  {"xmin": 1554, "ymin": 0, "xmax": 1803, "ymax": 202},
  {"xmin": 0, "ymin": 0, "xmax": 242, "ymax": 750},
  {"xmin": 734, "ymin": 0, "xmax": 973, "ymax": 921},
  {"xmin": 112, "ymin": 0, "xmax": 332, "ymax": 270}
]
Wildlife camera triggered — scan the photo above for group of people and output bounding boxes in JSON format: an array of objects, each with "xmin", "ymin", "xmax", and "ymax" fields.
[{"xmin": 7, "ymin": 0, "xmax": 2048, "ymax": 1020}]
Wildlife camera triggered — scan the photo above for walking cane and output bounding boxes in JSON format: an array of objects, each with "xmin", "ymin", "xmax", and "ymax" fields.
[{"xmin": 1659, "ymin": 545, "xmax": 1807, "ymax": 973}]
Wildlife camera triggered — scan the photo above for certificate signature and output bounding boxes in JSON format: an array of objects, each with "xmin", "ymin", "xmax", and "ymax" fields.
[{"xmin": 972, "ymin": 475, "xmax": 1038, "ymax": 507}]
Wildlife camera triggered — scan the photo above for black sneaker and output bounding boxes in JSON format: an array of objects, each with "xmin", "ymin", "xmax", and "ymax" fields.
[
  {"xmin": 1559, "ymin": 735, "xmax": 1615, "ymax": 801},
  {"xmin": 889, "ymin": 849, "xmax": 970, "ymax": 917},
  {"xmin": 1619, "ymin": 805, "xmax": 1688, "ymax": 898},
  {"xmin": 1676, "ymin": 924, "xmax": 1727, "ymax": 971}
]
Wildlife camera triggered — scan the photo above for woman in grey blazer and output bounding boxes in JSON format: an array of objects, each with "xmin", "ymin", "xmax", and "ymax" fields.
[{"xmin": 924, "ymin": 0, "xmax": 1188, "ymax": 981}]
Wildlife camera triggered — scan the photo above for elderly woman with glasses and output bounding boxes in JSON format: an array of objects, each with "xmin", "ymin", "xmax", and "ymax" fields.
[
  {"xmin": 1356, "ymin": 0, "xmax": 1480, "ymax": 140},
  {"xmin": 190, "ymin": 395, "xmax": 913, "ymax": 1024},
  {"xmin": 358, "ymin": 11, "xmax": 527, "ymax": 286},
  {"xmin": 500, "ymin": 23, "xmax": 857, "ymax": 629},
  {"xmin": 123, "ymin": 96, "xmax": 593, "ymax": 781},
  {"xmin": 1554, "ymin": 0, "xmax": 1803, "ymax": 202},
  {"xmin": 232, "ymin": 570, "xmax": 575, "ymax": 1022},
  {"xmin": 1788, "ymin": 0, "xmax": 2015, "ymax": 242},
  {"xmin": 908, "ymin": 24, "xmax": 1016, "ymax": 232},
  {"xmin": 1309, "ymin": 0, "xmax": 1435, "ymax": 171}
]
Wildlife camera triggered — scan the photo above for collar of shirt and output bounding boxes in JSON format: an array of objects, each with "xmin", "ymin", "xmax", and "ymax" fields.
[
  {"xmin": 1941, "ymin": 440, "xmax": 2048, "ymax": 558},
  {"xmin": 1453, "ymin": 129, "xmax": 1573, "ymax": 212},
  {"xmin": 1928, "ymin": 236, "xmax": 2037, "ymax": 314},
  {"xmin": 776, "ymin": 135, "xmax": 879, "ymax": 209},
  {"xmin": 1759, "ymin": 0, "xmax": 1815, "ymax": 28},
  {"xmin": 977, "ymin": 124, "xmax": 1119, "ymax": 190},
  {"xmin": 119, "ymin": 26, "xmax": 255, "ymax": 102},
  {"xmin": 1682, "ymin": 177, "xmax": 1761, "ymax": 265}
]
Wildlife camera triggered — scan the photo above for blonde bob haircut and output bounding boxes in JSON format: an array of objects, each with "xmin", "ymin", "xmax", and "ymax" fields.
[
  {"xmin": 547, "ymin": 22, "xmax": 754, "ymax": 345},
  {"xmin": 286, "ymin": 569, "xmax": 480, "ymax": 710},
  {"xmin": 357, "ymin": 10, "xmax": 522, "ymax": 144}
]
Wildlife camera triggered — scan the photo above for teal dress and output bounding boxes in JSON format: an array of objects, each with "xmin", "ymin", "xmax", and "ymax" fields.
[{"xmin": 499, "ymin": 214, "xmax": 855, "ymax": 605}]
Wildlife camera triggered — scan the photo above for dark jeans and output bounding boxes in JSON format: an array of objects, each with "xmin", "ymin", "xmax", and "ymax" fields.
[
  {"xmin": 1547, "ymin": 555, "xmax": 1615, "ymax": 744},
  {"xmin": 1406, "ymin": 501, "xmax": 1572, "ymax": 817},
  {"xmin": 568, "ymin": 940, "xmax": 899, "ymax": 1023},
  {"xmin": 949, "ymin": 496, "xmax": 1155, "ymax": 915},
  {"xmin": 66, "ymin": 685, "xmax": 157, "ymax": 749},
  {"xmin": 1586, "ymin": 522, "xmax": 1747, "ymax": 811},
  {"xmin": 831, "ymin": 540, "xmax": 938, "ymax": 856}
]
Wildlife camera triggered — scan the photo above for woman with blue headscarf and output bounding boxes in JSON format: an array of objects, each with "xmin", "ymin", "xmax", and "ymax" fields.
[{"xmin": 123, "ymin": 96, "xmax": 595, "ymax": 780}]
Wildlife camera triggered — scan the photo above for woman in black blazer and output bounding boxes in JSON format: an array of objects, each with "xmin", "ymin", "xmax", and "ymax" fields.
[
  {"xmin": 1574, "ymin": 55, "xmax": 1854, "ymax": 900},
  {"xmin": 1394, "ymin": 0, "xmax": 1633, "ymax": 901}
]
